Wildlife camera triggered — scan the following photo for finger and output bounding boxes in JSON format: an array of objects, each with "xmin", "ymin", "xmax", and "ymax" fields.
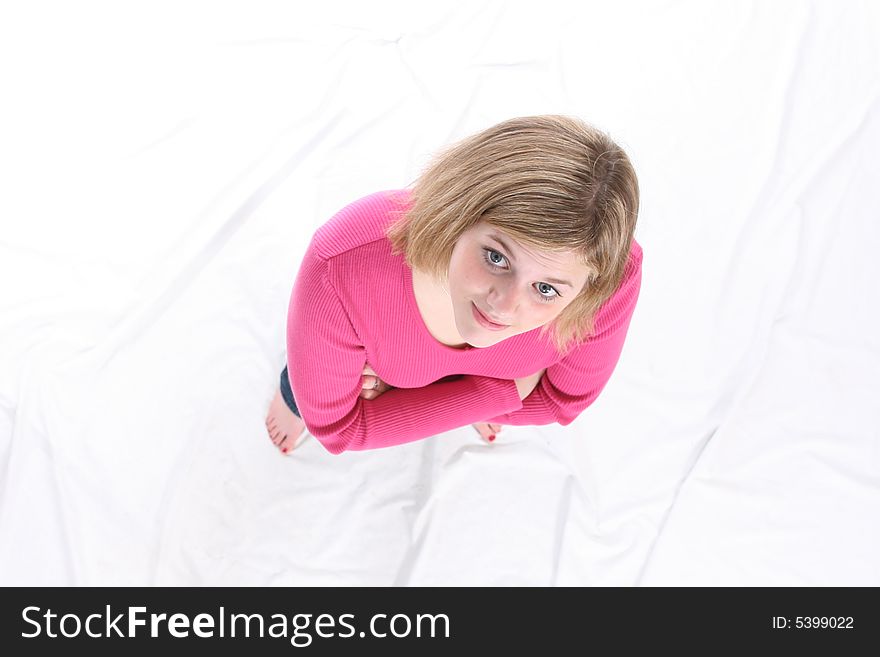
[
  {"xmin": 362, "ymin": 375, "xmax": 378, "ymax": 389},
  {"xmin": 489, "ymin": 423, "xmax": 502, "ymax": 433},
  {"xmin": 363, "ymin": 364, "xmax": 376, "ymax": 375}
]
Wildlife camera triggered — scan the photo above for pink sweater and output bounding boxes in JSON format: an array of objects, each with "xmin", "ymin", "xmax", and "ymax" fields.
[{"xmin": 286, "ymin": 189, "xmax": 643, "ymax": 454}]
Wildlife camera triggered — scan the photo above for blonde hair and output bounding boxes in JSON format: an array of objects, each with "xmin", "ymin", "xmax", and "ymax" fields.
[{"xmin": 385, "ymin": 115, "xmax": 640, "ymax": 356}]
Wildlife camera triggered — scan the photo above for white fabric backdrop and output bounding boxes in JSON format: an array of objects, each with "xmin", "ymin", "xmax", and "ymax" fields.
[{"xmin": 1, "ymin": 0, "xmax": 878, "ymax": 585}]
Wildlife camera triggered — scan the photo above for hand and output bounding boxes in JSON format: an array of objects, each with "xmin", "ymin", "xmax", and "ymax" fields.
[
  {"xmin": 514, "ymin": 368, "xmax": 546, "ymax": 401},
  {"xmin": 474, "ymin": 369, "xmax": 544, "ymax": 442},
  {"xmin": 472, "ymin": 421, "xmax": 503, "ymax": 443},
  {"xmin": 360, "ymin": 363, "xmax": 394, "ymax": 400}
]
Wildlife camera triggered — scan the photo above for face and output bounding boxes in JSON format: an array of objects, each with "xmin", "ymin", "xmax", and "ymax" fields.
[{"xmin": 444, "ymin": 222, "xmax": 592, "ymax": 348}]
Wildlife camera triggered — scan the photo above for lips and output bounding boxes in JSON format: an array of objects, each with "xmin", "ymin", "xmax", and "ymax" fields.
[
  {"xmin": 473, "ymin": 302, "xmax": 508, "ymax": 328},
  {"xmin": 480, "ymin": 308, "xmax": 506, "ymax": 324}
]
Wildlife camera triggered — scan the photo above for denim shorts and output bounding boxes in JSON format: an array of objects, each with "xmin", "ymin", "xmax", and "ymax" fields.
[{"xmin": 279, "ymin": 364, "xmax": 302, "ymax": 418}]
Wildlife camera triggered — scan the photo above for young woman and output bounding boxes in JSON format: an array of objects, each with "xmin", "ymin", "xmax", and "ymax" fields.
[{"xmin": 265, "ymin": 115, "xmax": 643, "ymax": 455}]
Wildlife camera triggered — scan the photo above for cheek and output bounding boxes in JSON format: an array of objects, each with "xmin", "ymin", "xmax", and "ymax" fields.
[
  {"xmin": 531, "ymin": 297, "xmax": 570, "ymax": 325},
  {"xmin": 528, "ymin": 305, "xmax": 558, "ymax": 326},
  {"xmin": 455, "ymin": 259, "xmax": 488, "ymax": 290}
]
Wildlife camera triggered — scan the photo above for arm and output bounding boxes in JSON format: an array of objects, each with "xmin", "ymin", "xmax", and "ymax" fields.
[
  {"xmin": 483, "ymin": 248, "xmax": 643, "ymax": 427},
  {"xmin": 287, "ymin": 248, "xmax": 524, "ymax": 454},
  {"xmin": 361, "ymin": 364, "xmax": 545, "ymax": 403},
  {"xmin": 514, "ymin": 368, "xmax": 546, "ymax": 400}
]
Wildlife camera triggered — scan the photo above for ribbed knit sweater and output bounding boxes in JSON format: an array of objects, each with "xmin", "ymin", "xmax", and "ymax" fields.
[{"xmin": 286, "ymin": 189, "xmax": 643, "ymax": 454}]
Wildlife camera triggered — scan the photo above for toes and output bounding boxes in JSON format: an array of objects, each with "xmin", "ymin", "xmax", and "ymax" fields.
[{"xmin": 471, "ymin": 422, "xmax": 498, "ymax": 442}]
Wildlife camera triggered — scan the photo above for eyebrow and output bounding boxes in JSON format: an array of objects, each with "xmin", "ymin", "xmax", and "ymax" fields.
[{"xmin": 486, "ymin": 234, "xmax": 573, "ymax": 287}]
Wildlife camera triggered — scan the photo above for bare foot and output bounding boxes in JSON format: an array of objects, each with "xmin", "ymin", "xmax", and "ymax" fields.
[
  {"xmin": 265, "ymin": 389, "xmax": 307, "ymax": 454},
  {"xmin": 472, "ymin": 422, "xmax": 503, "ymax": 443}
]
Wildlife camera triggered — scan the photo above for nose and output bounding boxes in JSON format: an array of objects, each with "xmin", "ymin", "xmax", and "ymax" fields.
[{"xmin": 485, "ymin": 284, "xmax": 519, "ymax": 322}]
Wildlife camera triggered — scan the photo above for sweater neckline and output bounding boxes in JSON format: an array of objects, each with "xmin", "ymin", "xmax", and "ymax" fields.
[{"xmin": 404, "ymin": 262, "xmax": 474, "ymax": 353}]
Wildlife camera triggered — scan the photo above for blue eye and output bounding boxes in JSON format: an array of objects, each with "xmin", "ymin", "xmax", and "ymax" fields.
[
  {"xmin": 485, "ymin": 249, "xmax": 505, "ymax": 269},
  {"xmin": 481, "ymin": 248, "xmax": 561, "ymax": 303}
]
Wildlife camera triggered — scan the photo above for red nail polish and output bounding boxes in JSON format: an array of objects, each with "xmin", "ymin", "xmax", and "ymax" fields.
[
  {"xmin": 488, "ymin": 434, "xmax": 496, "ymax": 442},
  {"xmin": 282, "ymin": 447, "xmax": 288, "ymax": 453}
]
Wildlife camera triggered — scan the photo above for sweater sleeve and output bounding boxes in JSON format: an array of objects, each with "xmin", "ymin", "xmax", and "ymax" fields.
[
  {"xmin": 286, "ymin": 246, "xmax": 523, "ymax": 454},
  {"xmin": 482, "ymin": 247, "xmax": 643, "ymax": 427}
]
